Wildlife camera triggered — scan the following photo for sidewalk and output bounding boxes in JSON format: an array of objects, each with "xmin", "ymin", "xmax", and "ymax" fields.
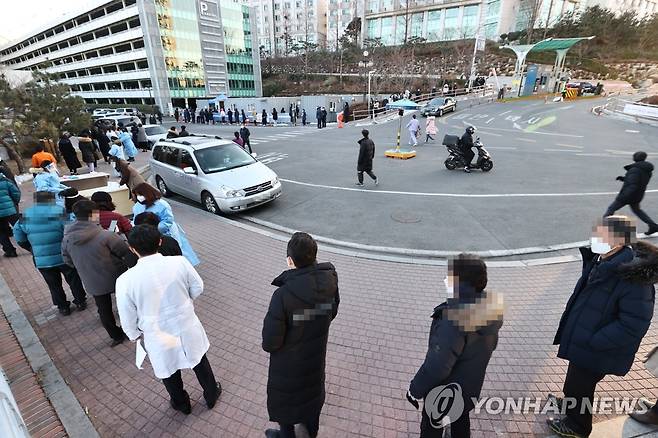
[{"xmin": 1, "ymin": 160, "xmax": 658, "ymax": 436}]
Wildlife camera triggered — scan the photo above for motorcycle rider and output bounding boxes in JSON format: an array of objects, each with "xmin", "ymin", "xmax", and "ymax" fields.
[{"xmin": 460, "ymin": 126, "xmax": 476, "ymax": 173}]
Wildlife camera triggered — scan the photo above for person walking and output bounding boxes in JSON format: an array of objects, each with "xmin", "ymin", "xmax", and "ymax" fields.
[
  {"xmin": 132, "ymin": 183, "xmax": 199, "ymax": 266},
  {"xmin": 116, "ymin": 225, "xmax": 221, "ymax": 415},
  {"xmin": 321, "ymin": 107, "xmax": 327, "ymax": 128},
  {"xmin": 13, "ymin": 191, "xmax": 87, "ymax": 315},
  {"xmin": 90, "ymin": 191, "xmax": 132, "ymax": 235},
  {"xmin": 272, "ymin": 108, "xmax": 278, "ymax": 125},
  {"xmin": 407, "ymin": 254, "xmax": 503, "ymax": 438},
  {"xmin": 356, "ymin": 129, "xmax": 378, "ymax": 187},
  {"xmin": 78, "ymin": 130, "xmax": 97, "ymax": 172},
  {"xmin": 240, "ymin": 122, "xmax": 252, "ymax": 154},
  {"xmin": 137, "ymin": 124, "xmax": 149, "ymax": 152},
  {"xmin": 0, "ymin": 172, "xmax": 20, "ymax": 257},
  {"xmin": 604, "ymin": 151, "xmax": 658, "ymax": 235},
  {"xmin": 316, "ymin": 107, "xmax": 322, "ymax": 129},
  {"xmin": 241, "ymin": 109, "xmax": 247, "ymax": 124},
  {"xmin": 115, "ymin": 159, "xmax": 146, "ymax": 201},
  {"xmin": 118, "ymin": 128, "xmax": 138, "ymax": 162},
  {"xmin": 406, "ymin": 114, "xmax": 420, "ymax": 147},
  {"xmin": 547, "ymin": 216, "xmax": 656, "ymax": 438},
  {"xmin": 93, "ymin": 127, "xmax": 112, "ymax": 163},
  {"xmin": 61, "ymin": 200, "xmax": 136, "ymax": 346},
  {"xmin": 227, "ymin": 108, "xmax": 233, "ymax": 125},
  {"xmin": 425, "ymin": 116, "xmax": 437, "ymax": 143},
  {"xmin": 183, "ymin": 108, "xmax": 190, "ymax": 124},
  {"xmin": 262, "ymin": 109, "xmax": 268, "ymax": 126},
  {"xmin": 174, "ymin": 108, "xmax": 180, "ymax": 123},
  {"xmin": 302, "ymin": 109, "xmax": 307, "ymax": 126},
  {"xmin": 133, "ymin": 212, "xmax": 181, "ymax": 256},
  {"xmin": 263, "ymin": 232, "xmax": 339, "ymax": 438},
  {"xmin": 58, "ymin": 132, "xmax": 81, "ymax": 175},
  {"xmin": 232, "ymin": 132, "xmax": 244, "ymax": 148},
  {"xmin": 178, "ymin": 126, "xmax": 190, "ymax": 137}
]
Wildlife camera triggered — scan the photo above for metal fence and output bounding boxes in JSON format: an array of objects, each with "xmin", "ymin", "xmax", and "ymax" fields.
[{"xmin": 598, "ymin": 90, "xmax": 658, "ymax": 124}]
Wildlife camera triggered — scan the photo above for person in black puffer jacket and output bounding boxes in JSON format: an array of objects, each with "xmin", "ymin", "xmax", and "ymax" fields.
[
  {"xmin": 605, "ymin": 151, "xmax": 658, "ymax": 235},
  {"xmin": 548, "ymin": 215, "xmax": 657, "ymax": 438},
  {"xmin": 407, "ymin": 254, "xmax": 503, "ymax": 438},
  {"xmin": 262, "ymin": 232, "xmax": 339, "ymax": 438}
]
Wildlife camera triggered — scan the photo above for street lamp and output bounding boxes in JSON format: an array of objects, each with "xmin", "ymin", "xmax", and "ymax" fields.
[{"xmin": 367, "ymin": 70, "xmax": 377, "ymax": 121}]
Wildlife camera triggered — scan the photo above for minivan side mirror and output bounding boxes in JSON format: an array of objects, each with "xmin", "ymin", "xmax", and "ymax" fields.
[
  {"xmin": 183, "ymin": 166, "xmax": 197, "ymax": 175},
  {"xmin": 251, "ymin": 152, "xmax": 258, "ymax": 158}
]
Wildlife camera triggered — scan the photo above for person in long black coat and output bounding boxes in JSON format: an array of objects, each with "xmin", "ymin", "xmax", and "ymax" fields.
[
  {"xmin": 262, "ymin": 109, "xmax": 268, "ymax": 126},
  {"xmin": 262, "ymin": 233, "xmax": 339, "ymax": 438},
  {"xmin": 605, "ymin": 151, "xmax": 658, "ymax": 235},
  {"xmin": 356, "ymin": 129, "xmax": 377, "ymax": 186},
  {"xmin": 547, "ymin": 216, "xmax": 657, "ymax": 438},
  {"xmin": 58, "ymin": 133, "xmax": 81, "ymax": 175},
  {"xmin": 407, "ymin": 254, "xmax": 503, "ymax": 438}
]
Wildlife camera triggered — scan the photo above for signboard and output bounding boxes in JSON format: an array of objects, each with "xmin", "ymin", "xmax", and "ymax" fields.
[
  {"xmin": 475, "ymin": 35, "xmax": 486, "ymax": 52},
  {"xmin": 623, "ymin": 103, "xmax": 658, "ymax": 120}
]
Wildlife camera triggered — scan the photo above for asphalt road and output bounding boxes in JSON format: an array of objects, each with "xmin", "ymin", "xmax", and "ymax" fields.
[{"xmin": 166, "ymin": 97, "xmax": 658, "ymax": 252}]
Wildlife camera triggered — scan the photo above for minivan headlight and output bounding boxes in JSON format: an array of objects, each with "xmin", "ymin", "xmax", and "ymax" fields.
[
  {"xmin": 220, "ymin": 185, "xmax": 245, "ymax": 198},
  {"xmin": 271, "ymin": 177, "xmax": 279, "ymax": 186}
]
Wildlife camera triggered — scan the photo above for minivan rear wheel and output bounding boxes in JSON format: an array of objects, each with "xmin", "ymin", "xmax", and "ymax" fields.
[
  {"xmin": 202, "ymin": 191, "xmax": 220, "ymax": 215},
  {"xmin": 156, "ymin": 176, "xmax": 172, "ymax": 197}
]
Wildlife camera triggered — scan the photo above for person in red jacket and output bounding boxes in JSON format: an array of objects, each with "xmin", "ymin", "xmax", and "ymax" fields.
[{"xmin": 90, "ymin": 191, "xmax": 132, "ymax": 235}]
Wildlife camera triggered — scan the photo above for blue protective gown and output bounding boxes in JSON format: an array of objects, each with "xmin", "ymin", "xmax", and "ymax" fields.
[
  {"xmin": 132, "ymin": 199, "xmax": 199, "ymax": 266},
  {"xmin": 118, "ymin": 131, "xmax": 138, "ymax": 159},
  {"xmin": 33, "ymin": 172, "xmax": 68, "ymax": 206}
]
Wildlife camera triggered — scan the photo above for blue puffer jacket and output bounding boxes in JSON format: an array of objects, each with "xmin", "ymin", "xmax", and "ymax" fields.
[
  {"xmin": 0, "ymin": 175, "xmax": 20, "ymax": 217},
  {"xmin": 13, "ymin": 204, "xmax": 68, "ymax": 268},
  {"xmin": 554, "ymin": 244, "xmax": 657, "ymax": 376}
]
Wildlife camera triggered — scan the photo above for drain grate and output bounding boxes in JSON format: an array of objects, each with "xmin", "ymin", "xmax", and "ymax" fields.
[{"xmin": 391, "ymin": 210, "xmax": 422, "ymax": 224}]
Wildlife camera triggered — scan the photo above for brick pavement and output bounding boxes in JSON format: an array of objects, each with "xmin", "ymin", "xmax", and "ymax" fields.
[
  {"xmin": 0, "ymin": 306, "xmax": 67, "ymax": 437},
  {"xmin": 2, "ymin": 168, "xmax": 658, "ymax": 437}
]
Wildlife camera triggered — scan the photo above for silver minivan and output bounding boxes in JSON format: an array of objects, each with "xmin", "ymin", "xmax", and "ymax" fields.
[{"xmin": 150, "ymin": 136, "xmax": 282, "ymax": 214}]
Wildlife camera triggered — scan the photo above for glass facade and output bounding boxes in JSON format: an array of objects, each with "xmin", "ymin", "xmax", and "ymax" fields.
[
  {"xmin": 443, "ymin": 7, "xmax": 460, "ymax": 40},
  {"xmin": 484, "ymin": 0, "xmax": 501, "ymax": 39},
  {"xmin": 155, "ymin": 0, "xmax": 206, "ymax": 99},
  {"xmin": 410, "ymin": 13, "xmax": 423, "ymax": 39},
  {"xmin": 462, "ymin": 5, "xmax": 480, "ymax": 38},
  {"xmin": 394, "ymin": 15, "xmax": 406, "ymax": 44},
  {"xmin": 381, "ymin": 17, "xmax": 394, "ymax": 45},
  {"xmin": 366, "ymin": 18, "xmax": 380, "ymax": 40},
  {"xmin": 220, "ymin": 1, "xmax": 256, "ymax": 97},
  {"xmin": 426, "ymin": 10, "xmax": 443, "ymax": 42}
]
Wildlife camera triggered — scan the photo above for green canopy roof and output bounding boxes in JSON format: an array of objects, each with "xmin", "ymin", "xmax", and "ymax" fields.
[{"xmin": 530, "ymin": 37, "xmax": 595, "ymax": 52}]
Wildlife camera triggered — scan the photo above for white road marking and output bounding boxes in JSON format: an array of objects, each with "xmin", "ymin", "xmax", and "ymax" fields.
[
  {"xmin": 605, "ymin": 149, "xmax": 632, "ymax": 155},
  {"xmin": 526, "ymin": 116, "xmax": 542, "ymax": 125},
  {"xmin": 505, "ymin": 115, "xmax": 521, "ymax": 122},
  {"xmin": 452, "ymin": 113, "xmax": 471, "ymax": 120},
  {"xmin": 544, "ymin": 148, "xmax": 574, "ymax": 152},
  {"xmin": 485, "ymin": 118, "xmax": 495, "ymax": 124},
  {"xmin": 626, "ymin": 129, "xmax": 640, "ymax": 133},
  {"xmin": 556, "ymin": 143, "xmax": 583, "ymax": 149},
  {"xmin": 575, "ymin": 153, "xmax": 615, "ymax": 157},
  {"xmin": 518, "ymin": 138, "xmax": 537, "ymax": 143},
  {"xmin": 259, "ymin": 152, "xmax": 289, "ymax": 164},
  {"xmin": 279, "ymin": 178, "xmax": 657, "ymax": 198},
  {"xmin": 486, "ymin": 146, "xmax": 517, "ymax": 150},
  {"xmin": 499, "ymin": 110, "xmax": 512, "ymax": 116}
]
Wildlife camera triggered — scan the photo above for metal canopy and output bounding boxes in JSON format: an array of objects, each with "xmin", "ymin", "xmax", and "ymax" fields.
[{"xmin": 499, "ymin": 36, "xmax": 595, "ymax": 96}]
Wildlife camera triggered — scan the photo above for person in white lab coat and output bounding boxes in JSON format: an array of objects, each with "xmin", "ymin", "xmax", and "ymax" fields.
[{"xmin": 116, "ymin": 225, "xmax": 221, "ymax": 415}]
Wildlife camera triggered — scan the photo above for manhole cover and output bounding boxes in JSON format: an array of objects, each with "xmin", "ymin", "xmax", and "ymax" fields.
[{"xmin": 391, "ymin": 210, "xmax": 422, "ymax": 224}]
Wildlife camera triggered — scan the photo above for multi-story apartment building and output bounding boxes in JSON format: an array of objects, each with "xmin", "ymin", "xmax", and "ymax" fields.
[
  {"xmin": 326, "ymin": 0, "xmax": 364, "ymax": 51},
  {"xmin": 250, "ymin": 0, "xmax": 328, "ymax": 56},
  {"xmin": 0, "ymin": 0, "xmax": 262, "ymax": 113},
  {"xmin": 579, "ymin": 0, "xmax": 657, "ymax": 16}
]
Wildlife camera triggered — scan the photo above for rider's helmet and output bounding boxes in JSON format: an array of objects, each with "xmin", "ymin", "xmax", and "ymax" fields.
[{"xmin": 466, "ymin": 126, "xmax": 476, "ymax": 135}]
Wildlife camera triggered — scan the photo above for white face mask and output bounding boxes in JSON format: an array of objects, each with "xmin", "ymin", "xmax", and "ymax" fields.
[
  {"xmin": 136, "ymin": 195, "xmax": 146, "ymax": 203},
  {"xmin": 590, "ymin": 236, "xmax": 612, "ymax": 255},
  {"xmin": 444, "ymin": 276, "xmax": 454, "ymax": 298}
]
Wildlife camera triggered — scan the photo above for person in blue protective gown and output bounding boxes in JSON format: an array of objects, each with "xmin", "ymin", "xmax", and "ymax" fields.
[{"xmin": 131, "ymin": 182, "xmax": 199, "ymax": 266}]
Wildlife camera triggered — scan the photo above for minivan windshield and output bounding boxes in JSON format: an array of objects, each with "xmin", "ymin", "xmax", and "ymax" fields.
[
  {"xmin": 194, "ymin": 144, "xmax": 256, "ymax": 174},
  {"xmin": 145, "ymin": 126, "xmax": 166, "ymax": 135}
]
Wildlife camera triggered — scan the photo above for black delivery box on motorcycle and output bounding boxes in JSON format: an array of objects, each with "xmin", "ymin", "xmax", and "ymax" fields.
[{"xmin": 442, "ymin": 134, "xmax": 460, "ymax": 147}]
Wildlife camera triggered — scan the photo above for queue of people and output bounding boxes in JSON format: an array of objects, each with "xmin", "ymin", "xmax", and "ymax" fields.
[{"xmin": 5, "ymin": 131, "xmax": 658, "ymax": 438}]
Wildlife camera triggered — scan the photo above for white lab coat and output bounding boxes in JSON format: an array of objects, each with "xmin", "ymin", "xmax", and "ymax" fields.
[{"xmin": 116, "ymin": 254, "xmax": 209, "ymax": 379}]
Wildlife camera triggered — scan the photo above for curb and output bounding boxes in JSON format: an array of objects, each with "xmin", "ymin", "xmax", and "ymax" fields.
[{"xmin": 0, "ymin": 272, "xmax": 99, "ymax": 438}]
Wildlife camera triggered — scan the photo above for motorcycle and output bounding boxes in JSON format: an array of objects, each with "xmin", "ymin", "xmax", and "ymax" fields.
[{"xmin": 443, "ymin": 136, "xmax": 493, "ymax": 172}]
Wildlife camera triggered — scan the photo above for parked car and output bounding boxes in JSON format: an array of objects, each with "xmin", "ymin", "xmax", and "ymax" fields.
[
  {"xmin": 144, "ymin": 124, "xmax": 167, "ymax": 149},
  {"xmin": 95, "ymin": 115, "xmax": 140, "ymax": 130},
  {"xmin": 566, "ymin": 82, "xmax": 596, "ymax": 93},
  {"xmin": 420, "ymin": 97, "xmax": 457, "ymax": 117},
  {"xmin": 150, "ymin": 136, "xmax": 282, "ymax": 214}
]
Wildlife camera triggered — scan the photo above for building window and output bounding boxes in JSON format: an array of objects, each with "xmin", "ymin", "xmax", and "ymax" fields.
[
  {"xmin": 462, "ymin": 5, "xmax": 480, "ymax": 38},
  {"xmin": 99, "ymin": 47, "xmax": 113, "ymax": 56},
  {"xmin": 444, "ymin": 8, "xmax": 460, "ymax": 40},
  {"xmin": 110, "ymin": 22, "xmax": 128, "ymax": 34},
  {"xmin": 427, "ymin": 10, "xmax": 443, "ymax": 41},
  {"xmin": 104, "ymin": 65, "xmax": 118, "ymax": 73},
  {"xmin": 90, "ymin": 9, "xmax": 105, "ymax": 20},
  {"xmin": 95, "ymin": 28, "xmax": 110, "ymax": 38},
  {"xmin": 411, "ymin": 13, "xmax": 423, "ymax": 38},
  {"xmin": 106, "ymin": 2, "xmax": 123, "ymax": 14}
]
